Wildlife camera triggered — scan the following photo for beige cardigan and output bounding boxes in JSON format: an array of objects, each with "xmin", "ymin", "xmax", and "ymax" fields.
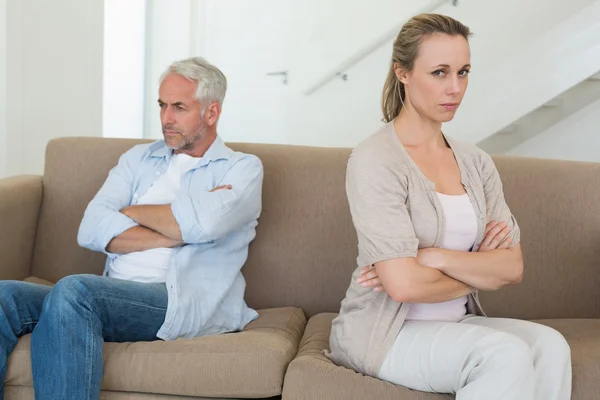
[{"xmin": 326, "ymin": 121, "xmax": 521, "ymax": 378}]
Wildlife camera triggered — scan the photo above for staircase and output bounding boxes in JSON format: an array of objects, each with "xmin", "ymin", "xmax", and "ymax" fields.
[
  {"xmin": 139, "ymin": 0, "xmax": 600, "ymax": 150},
  {"xmin": 443, "ymin": 0, "xmax": 600, "ymax": 151},
  {"xmin": 478, "ymin": 72, "xmax": 600, "ymax": 154}
]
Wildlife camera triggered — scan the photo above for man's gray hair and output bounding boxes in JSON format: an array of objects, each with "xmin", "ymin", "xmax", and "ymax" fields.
[{"xmin": 160, "ymin": 57, "xmax": 227, "ymax": 105}]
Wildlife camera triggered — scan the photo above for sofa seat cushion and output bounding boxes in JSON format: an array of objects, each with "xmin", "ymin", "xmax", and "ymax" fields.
[
  {"xmin": 531, "ymin": 318, "xmax": 600, "ymax": 399},
  {"xmin": 22, "ymin": 276, "xmax": 54, "ymax": 286},
  {"xmin": 6, "ymin": 302, "xmax": 306, "ymax": 398},
  {"xmin": 4, "ymin": 386, "xmax": 250, "ymax": 400},
  {"xmin": 282, "ymin": 313, "xmax": 600, "ymax": 400}
]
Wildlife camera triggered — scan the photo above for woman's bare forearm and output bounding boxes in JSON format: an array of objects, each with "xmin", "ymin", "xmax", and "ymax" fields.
[
  {"xmin": 105, "ymin": 225, "xmax": 184, "ymax": 254},
  {"xmin": 421, "ymin": 246, "xmax": 523, "ymax": 291},
  {"xmin": 375, "ymin": 258, "xmax": 474, "ymax": 303}
]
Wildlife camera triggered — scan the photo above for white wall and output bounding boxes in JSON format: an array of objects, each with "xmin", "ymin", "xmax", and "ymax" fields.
[
  {"xmin": 0, "ymin": 0, "xmax": 7, "ymax": 178},
  {"xmin": 103, "ymin": 0, "xmax": 146, "ymax": 139},
  {"xmin": 170, "ymin": 0, "xmax": 599, "ymax": 148},
  {"xmin": 188, "ymin": 0, "xmax": 426, "ymax": 146},
  {"xmin": 508, "ymin": 97, "xmax": 600, "ymax": 162},
  {"xmin": 1, "ymin": 0, "xmax": 596, "ymax": 178},
  {"xmin": 436, "ymin": 0, "xmax": 596, "ymax": 75},
  {"xmin": 442, "ymin": 0, "xmax": 600, "ymax": 144},
  {"xmin": 144, "ymin": 0, "xmax": 194, "ymax": 139},
  {"xmin": 291, "ymin": 0, "xmax": 447, "ymax": 93},
  {"xmin": 6, "ymin": 0, "xmax": 104, "ymax": 177}
]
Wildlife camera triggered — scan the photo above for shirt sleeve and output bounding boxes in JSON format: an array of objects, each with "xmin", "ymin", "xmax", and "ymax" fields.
[
  {"xmin": 77, "ymin": 146, "xmax": 144, "ymax": 258},
  {"xmin": 346, "ymin": 149, "xmax": 419, "ymax": 267},
  {"xmin": 480, "ymin": 152, "xmax": 521, "ymax": 246},
  {"xmin": 171, "ymin": 154, "xmax": 263, "ymax": 244}
]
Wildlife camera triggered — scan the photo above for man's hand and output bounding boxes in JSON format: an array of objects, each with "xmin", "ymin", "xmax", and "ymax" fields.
[
  {"xmin": 120, "ymin": 204, "xmax": 182, "ymax": 240},
  {"xmin": 105, "ymin": 225, "xmax": 185, "ymax": 255},
  {"xmin": 119, "ymin": 184, "xmax": 233, "ymax": 241},
  {"xmin": 210, "ymin": 184, "xmax": 232, "ymax": 192},
  {"xmin": 120, "ymin": 184, "xmax": 231, "ymax": 218},
  {"xmin": 357, "ymin": 221, "xmax": 513, "ymax": 292},
  {"xmin": 120, "ymin": 205, "xmax": 135, "ymax": 219}
]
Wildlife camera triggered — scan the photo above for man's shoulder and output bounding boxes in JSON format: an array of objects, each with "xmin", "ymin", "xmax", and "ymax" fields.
[
  {"xmin": 146, "ymin": 139, "xmax": 168, "ymax": 152},
  {"xmin": 221, "ymin": 143, "xmax": 263, "ymax": 170},
  {"xmin": 119, "ymin": 140, "xmax": 167, "ymax": 163}
]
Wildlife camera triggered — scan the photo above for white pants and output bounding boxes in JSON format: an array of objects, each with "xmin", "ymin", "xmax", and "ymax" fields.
[{"xmin": 377, "ymin": 316, "xmax": 572, "ymax": 400}]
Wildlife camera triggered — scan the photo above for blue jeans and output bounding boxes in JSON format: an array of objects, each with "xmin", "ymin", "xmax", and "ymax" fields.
[{"xmin": 0, "ymin": 274, "xmax": 168, "ymax": 400}]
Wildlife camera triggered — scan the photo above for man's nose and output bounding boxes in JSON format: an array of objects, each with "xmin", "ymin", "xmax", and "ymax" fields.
[{"xmin": 161, "ymin": 106, "xmax": 175, "ymax": 124}]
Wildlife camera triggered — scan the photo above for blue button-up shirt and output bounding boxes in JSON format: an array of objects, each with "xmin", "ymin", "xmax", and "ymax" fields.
[{"xmin": 77, "ymin": 137, "xmax": 262, "ymax": 339}]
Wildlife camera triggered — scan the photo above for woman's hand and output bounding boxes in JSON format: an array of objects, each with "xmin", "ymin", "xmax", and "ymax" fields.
[
  {"xmin": 357, "ymin": 220, "xmax": 513, "ymax": 292},
  {"xmin": 478, "ymin": 220, "xmax": 512, "ymax": 252},
  {"xmin": 356, "ymin": 250, "xmax": 439, "ymax": 292},
  {"xmin": 356, "ymin": 264, "xmax": 385, "ymax": 292}
]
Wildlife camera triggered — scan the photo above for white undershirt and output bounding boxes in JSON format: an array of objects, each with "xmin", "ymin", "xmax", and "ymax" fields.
[
  {"xmin": 108, "ymin": 153, "xmax": 201, "ymax": 283},
  {"xmin": 405, "ymin": 192, "xmax": 478, "ymax": 322}
]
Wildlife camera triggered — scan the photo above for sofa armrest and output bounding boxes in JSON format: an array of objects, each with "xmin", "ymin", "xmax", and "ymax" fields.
[{"xmin": 0, "ymin": 175, "xmax": 43, "ymax": 280}]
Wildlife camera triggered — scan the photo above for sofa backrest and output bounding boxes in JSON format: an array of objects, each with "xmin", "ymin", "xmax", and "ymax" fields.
[
  {"xmin": 31, "ymin": 138, "xmax": 357, "ymax": 317},
  {"xmin": 31, "ymin": 137, "xmax": 600, "ymax": 320},
  {"xmin": 31, "ymin": 138, "xmax": 152, "ymax": 282},
  {"xmin": 481, "ymin": 156, "xmax": 600, "ymax": 320}
]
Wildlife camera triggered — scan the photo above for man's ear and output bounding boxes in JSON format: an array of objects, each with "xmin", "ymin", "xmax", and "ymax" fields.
[{"xmin": 203, "ymin": 102, "xmax": 221, "ymax": 127}]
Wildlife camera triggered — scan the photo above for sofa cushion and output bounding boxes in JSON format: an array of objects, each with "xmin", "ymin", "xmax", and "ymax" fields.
[
  {"xmin": 6, "ymin": 306, "xmax": 306, "ymax": 398},
  {"xmin": 0, "ymin": 176, "xmax": 43, "ymax": 282},
  {"xmin": 33, "ymin": 138, "xmax": 359, "ymax": 318},
  {"xmin": 4, "ymin": 386, "xmax": 238, "ymax": 400},
  {"xmin": 22, "ymin": 276, "xmax": 54, "ymax": 286},
  {"xmin": 531, "ymin": 318, "xmax": 600, "ymax": 398},
  {"xmin": 282, "ymin": 313, "xmax": 600, "ymax": 400},
  {"xmin": 282, "ymin": 313, "xmax": 449, "ymax": 400},
  {"xmin": 480, "ymin": 157, "xmax": 600, "ymax": 321}
]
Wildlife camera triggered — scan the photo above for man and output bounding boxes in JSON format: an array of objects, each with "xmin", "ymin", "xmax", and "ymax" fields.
[{"xmin": 0, "ymin": 57, "xmax": 263, "ymax": 399}]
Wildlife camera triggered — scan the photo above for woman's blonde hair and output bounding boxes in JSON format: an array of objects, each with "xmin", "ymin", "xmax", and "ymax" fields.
[{"xmin": 381, "ymin": 13, "xmax": 472, "ymax": 123}]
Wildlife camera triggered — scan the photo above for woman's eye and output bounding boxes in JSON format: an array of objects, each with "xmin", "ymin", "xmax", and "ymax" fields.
[{"xmin": 432, "ymin": 70, "xmax": 445, "ymax": 77}]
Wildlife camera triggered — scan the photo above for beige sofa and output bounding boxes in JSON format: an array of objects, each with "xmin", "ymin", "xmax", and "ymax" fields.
[{"xmin": 2, "ymin": 137, "xmax": 600, "ymax": 399}]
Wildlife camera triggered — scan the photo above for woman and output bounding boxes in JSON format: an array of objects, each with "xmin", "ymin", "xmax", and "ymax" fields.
[{"xmin": 326, "ymin": 13, "xmax": 571, "ymax": 400}]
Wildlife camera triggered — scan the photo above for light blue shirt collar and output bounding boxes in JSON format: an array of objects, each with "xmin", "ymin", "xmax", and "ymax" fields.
[{"xmin": 150, "ymin": 136, "xmax": 231, "ymax": 167}]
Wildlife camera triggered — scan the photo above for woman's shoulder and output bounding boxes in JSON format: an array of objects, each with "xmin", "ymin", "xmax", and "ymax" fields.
[
  {"xmin": 445, "ymin": 135, "xmax": 494, "ymax": 168},
  {"xmin": 350, "ymin": 122, "xmax": 411, "ymax": 170}
]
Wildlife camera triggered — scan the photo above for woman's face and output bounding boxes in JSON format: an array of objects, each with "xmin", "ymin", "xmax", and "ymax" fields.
[{"xmin": 397, "ymin": 34, "xmax": 471, "ymax": 123}]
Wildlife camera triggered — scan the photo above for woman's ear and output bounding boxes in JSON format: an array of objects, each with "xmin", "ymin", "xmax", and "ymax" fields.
[{"xmin": 393, "ymin": 62, "xmax": 409, "ymax": 85}]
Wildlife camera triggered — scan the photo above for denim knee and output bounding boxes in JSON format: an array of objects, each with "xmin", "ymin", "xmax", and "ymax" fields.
[
  {"xmin": 0, "ymin": 282, "xmax": 21, "ymax": 309},
  {"xmin": 41, "ymin": 274, "xmax": 98, "ymax": 316}
]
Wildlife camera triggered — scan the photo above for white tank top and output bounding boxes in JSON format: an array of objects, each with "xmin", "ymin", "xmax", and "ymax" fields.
[
  {"xmin": 405, "ymin": 192, "xmax": 478, "ymax": 322},
  {"xmin": 108, "ymin": 153, "xmax": 201, "ymax": 283}
]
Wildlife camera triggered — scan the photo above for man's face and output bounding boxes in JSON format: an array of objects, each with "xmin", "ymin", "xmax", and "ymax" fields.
[{"xmin": 158, "ymin": 73, "xmax": 207, "ymax": 152}]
